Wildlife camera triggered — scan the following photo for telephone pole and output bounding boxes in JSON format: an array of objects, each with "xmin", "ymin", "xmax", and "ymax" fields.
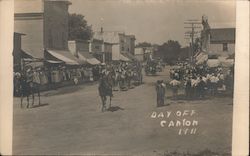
[{"xmin": 184, "ymin": 20, "xmax": 201, "ymax": 64}]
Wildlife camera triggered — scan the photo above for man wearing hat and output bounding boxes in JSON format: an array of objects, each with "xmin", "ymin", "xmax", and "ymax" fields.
[
  {"xmin": 155, "ymin": 80, "xmax": 166, "ymax": 107},
  {"xmin": 169, "ymin": 78, "xmax": 181, "ymax": 100}
]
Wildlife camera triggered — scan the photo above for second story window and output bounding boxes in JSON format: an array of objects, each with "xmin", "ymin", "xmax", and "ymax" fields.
[{"xmin": 223, "ymin": 43, "xmax": 228, "ymax": 52}]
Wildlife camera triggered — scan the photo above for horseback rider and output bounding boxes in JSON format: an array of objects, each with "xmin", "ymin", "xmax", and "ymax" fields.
[{"xmin": 98, "ymin": 73, "xmax": 113, "ymax": 112}]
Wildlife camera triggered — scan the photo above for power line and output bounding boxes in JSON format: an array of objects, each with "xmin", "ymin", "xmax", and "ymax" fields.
[{"xmin": 184, "ymin": 19, "xmax": 202, "ymax": 63}]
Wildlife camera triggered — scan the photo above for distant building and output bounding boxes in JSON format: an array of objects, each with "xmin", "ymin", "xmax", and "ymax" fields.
[
  {"xmin": 14, "ymin": 0, "xmax": 72, "ymax": 59},
  {"xmin": 68, "ymin": 39, "xmax": 112, "ymax": 64},
  {"xmin": 135, "ymin": 47, "xmax": 155, "ymax": 62},
  {"xmin": 93, "ymin": 29, "xmax": 136, "ymax": 61},
  {"xmin": 209, "ymin": 28, "xmax": 235, "ymax": 56},
  {"xmin": 134, "ymin": 47, "xmax": 144, "ymax": 62},
  {"xmin": 123, "ymin": 35, "xmax": 136, "ymax": 55}
]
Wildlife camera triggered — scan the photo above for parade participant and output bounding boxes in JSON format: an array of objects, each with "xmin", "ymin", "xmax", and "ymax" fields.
[
  {"xmin": 155, "ymin": 80, "xmax": 166, "ymax": 107},
  {"xmin": 193, "ymin": 76, "xmax": 201, "ymax": 98},
  {"xmin": 169, "ymin": 78, "xmax": 181, "ymax": 100},
  {"xmin": 98, "ymin": 73, "xmax": 113, "ymax": 112},
  {"xmin": 174, "ymin": 72, "xmax": 179, "ymax": 80},
  {"xmin": 210, "ymin": 73, "xmax": 219, "ymax": 96},
  {"xmin": 197, "ymin": 76, "xmax": 206, "ymax": 99},
  {"xmin": 126, "ymin": 69, "xmax": 132, "ymax": 89},
  {"xmin": 184, "ymin": 76, "xmax": 192, "ymax": 99},
  {"xmin": 190, "ymin": 76, "xmax": 197, "ymax": 99},
  {"xmin": 14, "ymin": 72, "xmax": 21, "ymax": 96}
]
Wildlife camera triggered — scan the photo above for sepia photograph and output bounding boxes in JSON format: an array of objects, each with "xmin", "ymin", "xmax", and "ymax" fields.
[{"xmin": 0, "ymin": 0, "xmax": 247, "ymax": 155}]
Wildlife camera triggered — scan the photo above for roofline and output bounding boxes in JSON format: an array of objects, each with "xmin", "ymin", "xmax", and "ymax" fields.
[
  {"xmin": 68, "ymin": 39, "xmax": 90, "ymax": 43},
  {"xmin": 44, "ymin": 0, "xmax": 72, "ymax": 5},
  {"xmin": 210, "ymin": 40, "xmax": 235, "ymax": 44},
  {"xmin": 14, "ymin": 32, "xmax": 26, "ymax": 36},
  {"xmin": 210, "ymin": 28, "xmax": 236, "ymax": 30},
  {"xmin": 14, "ymin": 12, "xmax": 44, "ymax": 20}
]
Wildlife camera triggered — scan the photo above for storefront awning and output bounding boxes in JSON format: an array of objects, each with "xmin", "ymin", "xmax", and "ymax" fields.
[
  {"xmin": 21, "ymin": 50, "xmax": 43, "ymax": 62},
  {"xmin": 21, "ymin": 50, "xmax": 34, "ymax": 59},
  {"xmin": 122, "ymin": 52, "xmax": 137, "ymax": 61},
  {"xmin": 78, "ymin": 52, "xmax": 101, "ymax": 65},
  {"xmin": 45, "ymin": 49, "xmax": 79, "ymax": 65},
  {"xmin": 120, "ymin": 54, "xmax": 130, "ymax": 61},
  {"xmin": 87, "ymin": 58, "xmax": 100, "ymax": 65},
  {"xmin": 45, "ymin": 60, "xmax": 64, "ymax": 64}
]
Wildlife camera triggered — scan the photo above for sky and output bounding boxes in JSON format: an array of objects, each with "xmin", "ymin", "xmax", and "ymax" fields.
[{"xmin": 69, "ymin": 0, "xmax": 236, "ymax": 47}]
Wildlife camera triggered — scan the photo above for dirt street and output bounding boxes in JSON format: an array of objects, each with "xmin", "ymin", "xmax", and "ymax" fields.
[{"xmin": 13, "ymin": 66, "xmax": 233, "ymax": 155}]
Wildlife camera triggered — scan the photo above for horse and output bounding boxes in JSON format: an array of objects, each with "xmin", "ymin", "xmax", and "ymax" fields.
[
  {"xmin": 19, "ymin": 74, "xmax": 41, "ymax": 108},
  {"xmin": 98, "ymin": 75, "xmax": 113, "ymax": 112}
]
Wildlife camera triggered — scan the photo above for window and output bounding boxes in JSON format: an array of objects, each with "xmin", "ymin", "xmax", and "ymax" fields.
[{"xmin": 223, "ymin": 43, "xmax": 228, "ymax": 52}]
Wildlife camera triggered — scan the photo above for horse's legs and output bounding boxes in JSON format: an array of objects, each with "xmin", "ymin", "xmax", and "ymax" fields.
[
  {"xmin": 38, "ymin": 89, "xmax": 41, "ymax": 105},
  {"xmin": 104, "ymin": 96, "xmax": 107, "ymax": 111},
  {"xmin": 32, "ymin": 92, "xmax": 35, "ymax": 106},
  {"xmin": 26, "ymin": 95, "xmax": 29, "ymax": 108},
  {"xmin": 101, "ymin": 96, "xmax": 106, "ymax": 112},
  {"xmin": 101, "ymin": 96, "xmax": 103, "ymax": 112},
  {"xmin": 20, "ymin": 95, "xmax": 23, "ymax": 108},
  {"xmin": 109, "ymin": 96, "xmax": 112, "ymax": 108}
]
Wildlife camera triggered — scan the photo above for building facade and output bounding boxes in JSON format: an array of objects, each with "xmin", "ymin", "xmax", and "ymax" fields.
[
  {"xmin": 120, "ymin": 34, "xmax": 135, "ymax": 55},
  {"xmin": 13, "ymin": 32, "xmax": 25, "ymax": 71},
  {"xmin": 14, "ymin": 0, "xmax": 71, "ymax": 59},
  {"xmin": 209, "ymin": 28, "xmax": 235, "ymax": 56},
  {"xmin": 134, "ymin": 47, "xmax": 144, "ymax": 62},
  {"xmin": 68, "ymin": 39, "xmax": 112, "ymax": 63},
  {"xmin": 93, "ymin": 29, "xmax": 136, "ymax": 61}
]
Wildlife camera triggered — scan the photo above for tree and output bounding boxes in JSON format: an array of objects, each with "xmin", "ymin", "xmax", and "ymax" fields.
[
  {"xmin": 157, "ymin": 40, "xmax": 181, "ymax": 63},
  {"xmin": 68, "ymin": 13, "xmax": 93, "ymax": 40},
  {"xmin": 136, "ymin": 42, "xmax": 152, "ymax": 48}
]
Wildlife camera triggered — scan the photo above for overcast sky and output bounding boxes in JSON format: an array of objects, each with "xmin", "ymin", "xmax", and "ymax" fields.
[{"xmin": 69, "ymin": 0, "xmax": 236, "ymax": 47}]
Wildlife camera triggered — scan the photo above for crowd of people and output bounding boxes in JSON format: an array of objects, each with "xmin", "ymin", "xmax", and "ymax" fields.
[
  {"xmin": 155, "ymin": 61, "xmax": 234, "ymax": 107},
  {"xmin": 98, "ymin": 61, "xmax": 143, "ymax": 91},
  {"xmin": 13, "ymin": 61, "xmax": 143, "ymax": 97},
  {"xmin": 168, "ymin": 62, "xmax": 234, "ymax": 100}
]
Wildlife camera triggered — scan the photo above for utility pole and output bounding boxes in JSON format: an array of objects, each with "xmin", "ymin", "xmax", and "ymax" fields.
[{"xmin": 184, "ymin": 20, "xmax": 201, "ymax": 64}]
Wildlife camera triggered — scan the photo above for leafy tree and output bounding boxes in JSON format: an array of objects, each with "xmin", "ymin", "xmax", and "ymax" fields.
[
  {"xmin": 157, "ymin": 40, "xmax": 181, "ymax": 63},
  {"xmin": 68, "ymin": 13, "xmax": 93, "ymax": 40},
  {"xmin": 136, "ymin": 42, "xmax": 152, "ymax": 48}
]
